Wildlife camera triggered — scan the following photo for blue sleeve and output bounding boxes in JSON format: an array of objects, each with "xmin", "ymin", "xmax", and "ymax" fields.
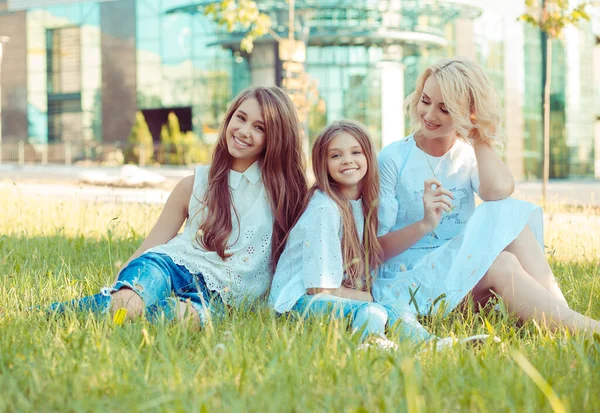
[
  {"xmin": 377, "ymin": 144, "xmax": 401, "ymax": 237},
  {"xmin": 300, "ymin": 203, "xmax": 344, "ymax": 289}
]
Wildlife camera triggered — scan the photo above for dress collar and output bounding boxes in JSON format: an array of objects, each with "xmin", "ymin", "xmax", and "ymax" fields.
[{"xmin": 229, "ymin": 161, "xmax": 261, "ymax": 189}]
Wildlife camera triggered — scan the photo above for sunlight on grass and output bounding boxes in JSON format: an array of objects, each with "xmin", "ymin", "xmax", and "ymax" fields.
[{"xmin": 1, "ymin": 184, "xmax": 599, "ymax": 412}]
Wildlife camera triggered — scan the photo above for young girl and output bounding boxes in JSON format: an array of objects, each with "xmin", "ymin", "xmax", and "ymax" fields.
[
  {"xmin": 374, "ymin": 57, "xmax": 600, "ymax": 335},
  {"xmin": 269, "ymin": 120, "xmax": 394, "ymax": 345},
  {"xmin": 48, "ymin": 86, "xmax": 308, "ymax": 326}
]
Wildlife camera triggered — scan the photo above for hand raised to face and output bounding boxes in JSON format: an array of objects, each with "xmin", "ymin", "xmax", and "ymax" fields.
[{"xmin": 421, "ymin": 178, "xmax": 454, "ymax": 233}]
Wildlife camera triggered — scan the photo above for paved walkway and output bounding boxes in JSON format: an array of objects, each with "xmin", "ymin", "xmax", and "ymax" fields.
[{"xmin": 1, "ymin": 163, "xmax": 600, "ymax": 206}]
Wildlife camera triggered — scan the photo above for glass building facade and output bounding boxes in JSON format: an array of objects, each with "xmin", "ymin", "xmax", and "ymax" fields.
[{"xmin": 0, "ymin": 0, "xmax": 598, "ymax": 178}]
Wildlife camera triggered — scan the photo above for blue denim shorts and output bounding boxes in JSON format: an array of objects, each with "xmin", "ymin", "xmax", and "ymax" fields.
[{"xmin": 48, "ymin": 252, "xmax": 222, "ymax": 326}]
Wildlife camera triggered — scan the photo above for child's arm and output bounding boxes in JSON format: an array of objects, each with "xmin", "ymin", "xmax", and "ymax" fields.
[
  {"xmin": 300, "ymin": 199, "xmax": 373, "ymax": 302},
  {"xmin": 473, "ymin": 141, "xmax": 515, "ymax": 201},
  {"xmin": 307, "ymin": 287, "xmax": 373, "ymax": 302},
  {"xmin": 379, "ymin": 179, "xmax": 453, "ymax": 261},
  {"xmin": 113, "ymin": 175, "xmax": 194, "ymax": 282}
]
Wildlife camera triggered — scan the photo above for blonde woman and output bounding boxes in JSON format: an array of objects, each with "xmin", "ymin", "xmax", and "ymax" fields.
[{"xmin": 375, "ymin": 58, "xmax": 600, "ymax": 334}]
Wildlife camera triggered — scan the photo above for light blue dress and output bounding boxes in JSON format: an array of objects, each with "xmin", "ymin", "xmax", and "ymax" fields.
[
  {"xmin": 373, "ymin": 136, "xmax": 544, "ymax": 316},
  {"xmin": 269, "ymin": 189, "xmax": 367, "ymax": 312},
  {"xmin": 269, "ymin": 190, "xmax": 389, "ymax": 341}
]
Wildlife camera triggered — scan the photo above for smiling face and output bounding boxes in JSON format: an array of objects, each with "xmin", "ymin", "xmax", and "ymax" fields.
[
  {"xmin": 225, "ymin": 97, "xmax": 267, "ymax": 172},
  {"xmin": 416, "ymin": 75, "xmax": 457, "ymax": 142},
  {"xmin": 326, "ymin": 131, "xmax": 368, "ymax": 200}
]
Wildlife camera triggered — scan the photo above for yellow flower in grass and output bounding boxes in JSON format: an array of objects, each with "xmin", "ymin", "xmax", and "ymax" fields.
[{"xmin": 113, "ymin": 308, "xmax": 127, "ymax": 326}]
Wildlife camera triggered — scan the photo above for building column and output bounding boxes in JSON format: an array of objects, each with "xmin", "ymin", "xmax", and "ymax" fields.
[
  {"xmin": 454, "ymin": 18, "xmax": 476, "ymax": 59},
  {"xmin": 248, "ymin": 42, "xmax": 278, "ymax": 87},
  {"xmin": 380, "ymin": 61, "xmax": 405, "ymax": 148},
  {"xmin": 380, "ymin": 46, "xmax": 404, "ymax": 148},
  {"xmin": 100, "ymin": 0, "xmax": 137, "ymax": 143},
  {"xmin": 0, "ymin": 11, "xmax": 27, "ymax": 144}
]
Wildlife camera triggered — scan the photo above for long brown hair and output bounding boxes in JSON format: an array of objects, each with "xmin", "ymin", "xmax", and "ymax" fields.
[
  {"xmin": 197, "ymin": 86, "xmax": 307, "ymax": 269},
  {"xmin": 310, "ymin": 120, "xmax": 382, "ymax": 291}
]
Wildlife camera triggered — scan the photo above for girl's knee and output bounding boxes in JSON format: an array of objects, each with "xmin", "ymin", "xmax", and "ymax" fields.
[
  {"xmin": 111, "ymin": 288, "xmax": 144, "ymax": 308},
  {"xmin": 111, "ymin": 287, "xmax": 142, "ymax": 300},
  {"xmin": 361, "ymin": 303, "xmax": 388, "ymax": 319},
  {"xmin": 354, "ymin": 303, "xmax": 389, "ymax": 327},
  {"xmin": 175, "ymin": 300, "xmax": 202, "ymax": 329},
  {"xmin": 353, "ymin": 303, "xmax": 388, "ymax": 340}
]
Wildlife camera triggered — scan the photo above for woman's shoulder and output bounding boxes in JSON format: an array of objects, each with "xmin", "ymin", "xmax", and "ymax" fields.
[
  {"xmin": 194, "ymin": 164, "xmax": 211, "ymax": 177},
  {"xmin": 379, "ymin": 135, "xmax": 415, "ymax": 161},
  {"xmin": 450, "ymin": 139, "xmax": 477, "ymax": 163},
  {"xmin": 186, "ymin": 165, "xmax": 211, "ymax": 194}
]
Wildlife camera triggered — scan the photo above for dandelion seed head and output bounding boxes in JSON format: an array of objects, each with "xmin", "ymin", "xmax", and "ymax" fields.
[{"xmin": 214, "ymin": 343, "xmax": 226, "ymax": 356}]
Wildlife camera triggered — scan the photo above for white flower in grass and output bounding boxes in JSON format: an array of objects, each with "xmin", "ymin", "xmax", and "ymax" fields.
[{"xmin": 214, "ymin": 343, "xmax": 226, "ymax": 356}]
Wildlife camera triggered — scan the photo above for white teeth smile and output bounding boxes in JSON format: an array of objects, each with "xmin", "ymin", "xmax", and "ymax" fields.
[
  {"xmin": 341, "ymin": 168, "xmax": 358, "ymax": 175},
  {"xmin": 424, "ymin": 120, "xmax": 440, "ymax": 129},
  {"xmin": 233, "ymin": 136, "xmax": 250, "ymax": 148}
]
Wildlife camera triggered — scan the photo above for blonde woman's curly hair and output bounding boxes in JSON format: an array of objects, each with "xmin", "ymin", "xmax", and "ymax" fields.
[{"xmin": 405, "ymin": 57, "xmax": 503, "ymax": 149}]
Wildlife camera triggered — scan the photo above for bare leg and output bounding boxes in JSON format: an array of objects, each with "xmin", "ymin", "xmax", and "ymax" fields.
[
  {"xmin": 504, "ymin": 225, "xmax": 568, "ymax": 305},
  {"xmin": 175, "ymin": 300, "xmax": 201, "ymax": 330},
  {"xmin": 472, "ymin": 252, "xmax": 600, "ymax": 334},
  {"xmin": 110, "ymin": 288, "xmax": 144, "ymax": 321}
]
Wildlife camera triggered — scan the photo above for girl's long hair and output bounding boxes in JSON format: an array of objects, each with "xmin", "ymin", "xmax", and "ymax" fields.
[
  {"xmin": 197, "ymin": 86, "xmax": 307, "ymax": 269},
  {"xmin": 310, "ymin": 120, "xmax": 382, "ymax": 291},
  {"xmin": 404, "ymin": 57, "xmax": 504, "ymax": 149}
]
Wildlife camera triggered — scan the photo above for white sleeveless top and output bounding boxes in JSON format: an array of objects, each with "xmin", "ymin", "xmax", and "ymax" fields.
[{"xmin": 148, "ymin": 162, "xmax": 274, "ymax": 306}]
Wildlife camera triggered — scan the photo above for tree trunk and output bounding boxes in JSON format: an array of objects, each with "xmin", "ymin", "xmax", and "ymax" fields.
[{"xmin": 542, "ymin": 36, "xmax": 552, "ymax": 205}]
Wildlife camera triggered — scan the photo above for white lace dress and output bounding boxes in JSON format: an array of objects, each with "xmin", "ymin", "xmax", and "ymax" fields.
[
  {"xmin": 147, "ymin": 162, "xmax": 274, "ymax": 306},
  {"xmin": 373, "ymin": 136, "xmax": 543, "ymax": 316}
]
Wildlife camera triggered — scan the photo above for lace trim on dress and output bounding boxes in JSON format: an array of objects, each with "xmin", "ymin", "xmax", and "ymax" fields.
[{"xmin": 160, "ymin": 251, "xmax": 271, "ymax": 305}]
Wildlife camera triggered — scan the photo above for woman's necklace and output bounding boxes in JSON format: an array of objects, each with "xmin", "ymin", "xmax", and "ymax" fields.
[
  {"xmin": 413, "ymin": 133, "xmax": 439, "ymax": 180},
  {"xmin": 413, "ymin": 133, "xmax": 456, "ymax": 238}
]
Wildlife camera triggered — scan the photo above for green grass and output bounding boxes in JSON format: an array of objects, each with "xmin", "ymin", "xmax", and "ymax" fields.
[{"xmin": 1, "ymin": 184, "xmax": 599, "ymax": 412}]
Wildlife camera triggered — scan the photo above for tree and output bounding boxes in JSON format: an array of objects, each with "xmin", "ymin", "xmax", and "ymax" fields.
[
  {"xmin": 519, "ymin": 0, "xmax": 592, "ymax": 203},
  {"xmin": 203, "ymin": 0, "xmax": 272, "ymax": 53},
  {"xmin": 125, "ymin": 111, "xmax": 154, "ymax": 165}
]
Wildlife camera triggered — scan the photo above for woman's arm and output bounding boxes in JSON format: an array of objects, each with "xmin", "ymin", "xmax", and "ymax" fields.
[
  {"xmin": 379, "ymin": 220, "xmax": 433, "ymax": 262},
  {"xmin": 306, "ymin": 287, "xmax": 373, "ymax": 302},
  {"xmin": 113, "ymin": 175, "xmax": 194, "ymax": 282},
  {"xmin": 473, "ymin": 141, "xmax": 515, "ymax": 201},
  {"xmin": 378, "ymin": 179, "xmax": 454, "ymax": 261}
]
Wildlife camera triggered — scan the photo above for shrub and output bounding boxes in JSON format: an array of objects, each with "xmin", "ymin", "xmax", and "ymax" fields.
[
  {"xmin": 159, "ymin": 112, "xmax": 212, "ymax": 165},
  {"xmin": 125, "ymin": 111, "xmax": 154, "ymax": 165}
]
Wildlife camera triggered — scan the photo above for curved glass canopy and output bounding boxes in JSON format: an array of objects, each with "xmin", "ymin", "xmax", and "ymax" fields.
[{"xmin": 165, "ymin": 0, "xmax": 482, "ymax": 50}]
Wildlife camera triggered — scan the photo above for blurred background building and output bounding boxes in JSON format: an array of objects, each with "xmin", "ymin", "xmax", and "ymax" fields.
[{"xmin": 0, "ymin": 0, "xmax": 598, "ymax": 179}]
